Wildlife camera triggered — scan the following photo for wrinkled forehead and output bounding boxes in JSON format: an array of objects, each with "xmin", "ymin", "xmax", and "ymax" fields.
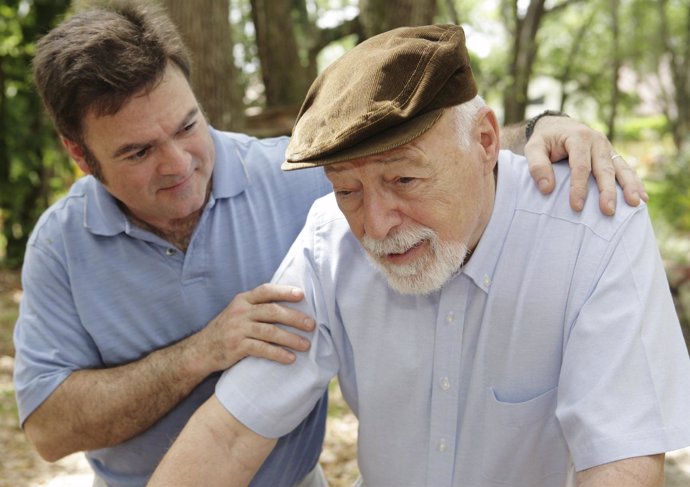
[{"xmin": 323, "ymin": 144, "xmax": 430, "ymax": 176}]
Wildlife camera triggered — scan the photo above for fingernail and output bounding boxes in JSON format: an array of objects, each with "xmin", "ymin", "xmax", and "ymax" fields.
[
  {"xmin": 576, "ymin": 198, "xmax": 584, "ymax": 211},
  {"xmin": 291, "ymin": 287, "xmax": 302, "ymax": 297},
  {"xmin": 607, "ymin": 200, "xmax": 616, "ymax": 214},
  {"xmin": 642, "ymin": 191, "xmax": 649, "ymax": 201},
  {"xmin": 303, "ymin": 318, "xmax": 315, "ymax": 330},
  {"xmin": 538, "ymin": 178, "xmax": 550, "ymax": 192}
]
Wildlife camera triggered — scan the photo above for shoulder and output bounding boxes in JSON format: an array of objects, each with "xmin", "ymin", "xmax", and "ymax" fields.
[
  {"xmin": 212, "ymin": 128, "xmax": 290, "ymax": 164},
  {"xmin": 501, "ymin": 150, "xmax": 647, "ymax": 241},
  {"xmin": 301, "ymin": 194, "xmax": 359, "ymax": 262},
  {"xmin": 305, "ymin": 193, "xmax": 348, "ymax": 231},
  {"xmin": 211, "ymin": 128, "xmax": 331, "ymax": 197},
  {"xmin": 28, "ymin": 177, "xmax": 94, "ymax": 248},
  {"xmin": 282, "ymin": 193, "xmax": 353, "ymax": 260}
]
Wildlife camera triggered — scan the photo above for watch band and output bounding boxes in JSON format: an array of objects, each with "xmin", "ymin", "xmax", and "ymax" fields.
[{"xmin": 525, "ymin": 110, "xmax": 569, "ymax": 140}]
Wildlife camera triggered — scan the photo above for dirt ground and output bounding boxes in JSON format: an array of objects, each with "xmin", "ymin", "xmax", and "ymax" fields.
[{"xmin": 1, "ymin": 269, "xmax": 690, "ymax": 486}]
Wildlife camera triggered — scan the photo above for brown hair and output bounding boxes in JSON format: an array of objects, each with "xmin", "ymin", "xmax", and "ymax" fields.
[{"xmin": 32, "ymin": 0, "xmax": 191, "ymax": 148}]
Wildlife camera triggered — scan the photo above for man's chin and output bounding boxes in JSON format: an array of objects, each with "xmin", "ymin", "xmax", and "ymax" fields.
[{"xmin": 378, "ymin": 265, "xmax": 449, "ymax": 296}]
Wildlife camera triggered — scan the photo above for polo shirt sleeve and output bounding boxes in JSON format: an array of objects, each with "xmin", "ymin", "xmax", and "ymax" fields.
[
  {"xmin": 215, "ymin": 213, "xmax": 340, "ymax": 438},
  {"xmin": 556, "ymin": 209, "xmax": 690, "ymax": 470},
  {"xmin": 13, "ymin": 240, "xmax": 101, "ymax": 425}
]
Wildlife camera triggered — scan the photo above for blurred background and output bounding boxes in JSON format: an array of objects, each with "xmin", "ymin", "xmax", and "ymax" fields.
[{"xmin": 0, "ymin": 0, "xmax": 689, "ymax": 485}]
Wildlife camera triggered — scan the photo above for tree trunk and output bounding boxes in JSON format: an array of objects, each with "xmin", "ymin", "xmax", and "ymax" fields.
[
  {"xmin": 359, "ymin": 0, "xmax": 436, "ymax": 38},
  {"xmin": 503, "ymin": 0, "xmax": 546, "ymax": 125},
  {"xmin": 554, "ymin": 11, "xmax": 594, "ymax": 111},
  {"xmin": 606, "ymin": 0, "xmax": 621, "ymax": 141},
  {"xmin": 658, "ymin": 0, "xmax": 690, "ymax": 151},
  {"xmin": 250, "ymin": 0, "xmax": 311, "ymax": 109},
  {"xmin": 163, "ymin": 0, "xmax": 245, "ymax": 131}
]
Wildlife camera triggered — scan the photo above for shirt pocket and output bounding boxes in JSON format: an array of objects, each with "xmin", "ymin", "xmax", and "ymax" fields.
[{"xmin": 481, "ymin": 386, "xmax": 570, "ymax": 486}]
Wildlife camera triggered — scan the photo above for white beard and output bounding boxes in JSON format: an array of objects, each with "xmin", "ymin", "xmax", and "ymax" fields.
[{"xmin": 361, "ymin": 225, "xmax": 469, "ymax": 295}]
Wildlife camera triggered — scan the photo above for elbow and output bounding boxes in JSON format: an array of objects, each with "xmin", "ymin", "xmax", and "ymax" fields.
[{"xmin": 23, "ymin": 419, "xmax": 74, "ymax": 462}]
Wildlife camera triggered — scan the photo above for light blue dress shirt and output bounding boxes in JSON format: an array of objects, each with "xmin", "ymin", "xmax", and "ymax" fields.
[
  {"xmin": 13, "ymin": 129, "xmax": 333, "ymax": 487},
  {"xmin": 217, "ymin": 150, "xmax": 690, "ymax": 487}
]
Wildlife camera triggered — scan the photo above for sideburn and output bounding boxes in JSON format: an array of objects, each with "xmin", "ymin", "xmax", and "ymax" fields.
[{"xmin": 80, "ymin": 143, "xmax": 107, "ymax": 183}]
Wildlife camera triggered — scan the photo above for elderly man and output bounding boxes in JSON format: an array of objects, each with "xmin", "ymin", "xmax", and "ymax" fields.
[
  {"xmin": 150, "ymin": 24, "xmax": 690, "ymax": 487},
  {"xmin": 149, "ymin": 25, "xmax": 690, "ymax": 487}
]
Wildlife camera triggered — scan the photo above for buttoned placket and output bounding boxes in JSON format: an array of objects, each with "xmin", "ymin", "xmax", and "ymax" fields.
[
  {"xmin": 425, "ymin": 275, "xmax": 470, "ymax": 486},
  {"xmin": 181, "ymin": 198, "xmax": 213, "ymax": 283}
]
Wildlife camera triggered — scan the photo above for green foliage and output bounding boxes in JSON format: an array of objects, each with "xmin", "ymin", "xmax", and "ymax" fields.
[
  {"xmin": 647, "ymin": 148, "xmax": 690, "ymax": 242},
  {"xmin": 617, "ymin": 116, "xmax": 669, "ymax": 142},
  {"xmin": 0, "ymin": 0, "xmax": 72, "ymax": 268}
]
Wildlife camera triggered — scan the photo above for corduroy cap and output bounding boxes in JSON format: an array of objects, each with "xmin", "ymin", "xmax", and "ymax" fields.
[{"xmin": 282, "ymin": 24, "xmax": 477, "ymax": 170}]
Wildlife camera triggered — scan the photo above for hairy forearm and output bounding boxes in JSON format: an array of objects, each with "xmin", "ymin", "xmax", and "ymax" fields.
[
  {"xmin": 576, "ymin": 455, "xmax": 665, "ymax": 487},
  {"xmin": 24, "ymin": 337, "xmax": 208, "ymax": 461},
  {"xmin": 148, "ymin": 396, "xmax": 276, "ymax": 487},
  {"xmin": 499, "ymin": 122, "xmax": 528, "ymax": 155}
]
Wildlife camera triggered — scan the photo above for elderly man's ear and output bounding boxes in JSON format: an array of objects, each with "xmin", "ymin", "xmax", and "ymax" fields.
[{"xmin": 475, "ymin": 107, "xmax": 500, "ymax": 174}]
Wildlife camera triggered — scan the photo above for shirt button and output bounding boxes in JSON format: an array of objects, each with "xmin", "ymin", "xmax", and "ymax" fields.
[
  {"xmin": 445, "ymin": 311, "xmax": 455, "ymax": 324},
  {"xmin": 440, "ymin": 377, "xmax": 451, "ymax": 391},
  {"xmin": 165, "ymin": 248, "xmax": 176, "ymax": 256},
  {"xmin": 483, "ymin": 274, "xmax": 491, "ymax": 286},
  {"xmin": 437, "ymin": 438, "xmax": 447, "ymax": 452}
]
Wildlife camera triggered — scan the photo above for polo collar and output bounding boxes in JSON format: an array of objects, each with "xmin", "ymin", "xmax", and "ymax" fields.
[{"xmin": 208, "ymin": 127, "xmax": 249, "ymax": 199}]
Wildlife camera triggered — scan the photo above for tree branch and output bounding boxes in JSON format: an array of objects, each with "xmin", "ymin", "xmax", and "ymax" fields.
[
  {"xmin": 545, "ymin": 0, "xmax": 587, "ymax": 16},
  {"xmin": 308, "ymin": 16, "xmax": 363, "ymax": 61}
]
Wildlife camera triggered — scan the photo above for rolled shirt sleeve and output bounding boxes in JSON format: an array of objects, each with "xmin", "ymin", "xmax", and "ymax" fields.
[{"xmin": 215, "ymin": 211, "xmax": 340, "ymax": 438}]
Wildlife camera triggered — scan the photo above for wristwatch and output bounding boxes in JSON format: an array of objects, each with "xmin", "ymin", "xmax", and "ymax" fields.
[{"xmin": 525, "ymin": 110, "xmax": 569, "ymax": 140}]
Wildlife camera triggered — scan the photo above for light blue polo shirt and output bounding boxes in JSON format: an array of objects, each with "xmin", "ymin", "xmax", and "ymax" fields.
[
  {"xmin": 217, "ymin": 150, "xmax": 690, "ymax": 487},
  {"xmin": 13, "ymin": 128, "xmax": 333, "ymax": 487}
]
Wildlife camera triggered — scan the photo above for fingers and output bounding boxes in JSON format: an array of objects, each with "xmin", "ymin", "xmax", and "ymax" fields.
[
  {"xmin": 593, "ymin": 151, "xmax": 648, "ymax": 215},
  {"xmin": 234, "ymin": 303, "xmax": 314, "ymax": 364},
  {"xmin": 245, "ymin": 283, "xmax": 306, "ymax": 304},
  {"xmin": 231, "ymin": 284, "xmax": 316, "ymax": 364},
  {"xmin": 611, "ymin": 154, "xmax": 648, "ymax": 207},
  {"xmin": 247, "ymin": 299, "xmax": 316, "ymax": 333},
  {"xmin": 526, "ymin": 115, "xmax": 648, "ymax": 214},
  {"xmin": 562, "ymin": 138, "xmax": 592, "ymax": 212},
  {"xmin": 241, "ymin": 322, "xmax": 312, "ymax": 364},
  {"xmin": 525, "ymin": 141, "xmax": 556, "ymax": 195},
  {"xmin": 590, "ymin": 140, "xmax": 618, "ymax": 216},
  {"xmin": 526, "ymin": 136, "xmax": 591, "ymax": 211}
]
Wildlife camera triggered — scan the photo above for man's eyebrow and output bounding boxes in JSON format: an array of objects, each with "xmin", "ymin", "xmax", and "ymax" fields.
[
  {"xmin": 179, "ymin": 107, "xmax": 199, "ymax": 129},
  {"xmin": 111, "ymin": 107, "xmax": 200, "ymax": 159},
  {"xmin": 112, "ymin": 141, "xmax": 152, "ymax": 160},
  {"xmin": 324, "ymin": 164, "xmax": 351, "ymax": 175}
]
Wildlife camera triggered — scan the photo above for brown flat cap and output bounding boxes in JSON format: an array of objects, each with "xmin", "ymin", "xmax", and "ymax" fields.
[{"xmin": 282, "ymin": 24, "xmax": 477, "ymax": 170}]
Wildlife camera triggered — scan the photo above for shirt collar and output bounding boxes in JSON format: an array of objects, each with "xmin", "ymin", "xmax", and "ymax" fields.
[
  {"xmin": 208, "ymin": 127, "xmax": 249, "ymax": 200},
  {"xmin": 82, "ymin": 178, "xmax": 128, "ymax": 236},
  {"xmin": 83, "ymin": 127, "xmax": 248, "ymax": 236},
  {"xmin": 461, "ymin": 151, "xmax": 519, "ymax": 293}
]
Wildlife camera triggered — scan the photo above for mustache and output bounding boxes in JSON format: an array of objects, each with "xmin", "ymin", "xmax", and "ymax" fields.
[{"xmin": 361, "ymin": 226, "xmax": 437, "ymax": 256}]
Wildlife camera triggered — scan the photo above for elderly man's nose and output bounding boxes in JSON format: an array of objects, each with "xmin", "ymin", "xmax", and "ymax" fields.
[{"xmin": 362, "ymin": 193, "xmax": 403, "ymax": 240}]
